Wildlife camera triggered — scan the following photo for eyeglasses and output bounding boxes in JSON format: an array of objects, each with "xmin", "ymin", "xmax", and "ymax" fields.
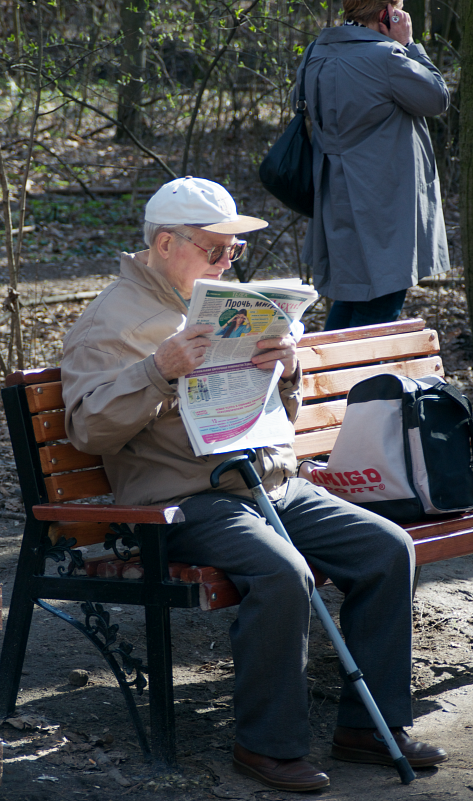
[{"xmin": 173, "ymin": 231, "xmax": 247, "ymax": 265}]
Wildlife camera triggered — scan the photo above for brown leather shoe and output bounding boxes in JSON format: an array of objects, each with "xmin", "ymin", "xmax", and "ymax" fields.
[
  {"xmin": 332, "ymin": 726, "xmax": 448, "ymax": 768},
  {"xmin": 233, "ymin": 743, "xmax": 330, "ymax": 792}
]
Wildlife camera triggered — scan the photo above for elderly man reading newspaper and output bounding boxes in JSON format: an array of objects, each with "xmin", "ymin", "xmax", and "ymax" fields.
[{"xmin": 61, "ymin": 177, "xmax": 447, "ymax": 793}]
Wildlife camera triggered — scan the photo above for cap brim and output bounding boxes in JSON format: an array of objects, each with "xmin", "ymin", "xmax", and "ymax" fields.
[{"xmin": 199, "ymin": 215, "xmax": 268, "ymax": 234}]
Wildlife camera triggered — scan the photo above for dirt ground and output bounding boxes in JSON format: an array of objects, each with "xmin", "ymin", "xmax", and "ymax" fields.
[
  {"xmin": 1, "ymin": 225, "xmax": 473, "ymax": 800},
  {"xmin": 2, "ymin": 538, "xmax": 473, "ymax": 801}
]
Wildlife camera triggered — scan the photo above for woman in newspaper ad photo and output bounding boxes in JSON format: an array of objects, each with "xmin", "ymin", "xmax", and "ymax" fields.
[
  {"xmin": 216, "ymin": 308, "xmax": 253, "ymax": 338},
  {"xmin": 294, "ymin": 0, "xmax": 451, "ymax": 330}
]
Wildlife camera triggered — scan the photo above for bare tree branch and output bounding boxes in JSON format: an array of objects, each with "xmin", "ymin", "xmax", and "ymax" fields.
[
  {"xmin": 14, "ymin": 3, "xmax": 43, "ymax": 274},
  {"xmin": 33, "ymin": 140, "xmax": 96, "ymax": 199},
  {"xmin": 40, "ymin": 38, "xmax": 122, "ymax": 91},
  {"xmin": 253, "ymin": 216, "xmax": 302, "ymax": 274},
  {"xmin": 82, "ymin": 122, "xmax": 115, "ymax": 138},
  {"xmin": 51, "ymin": 84, "xmax": 178, "ymax": 179},
  {"xmin": 0, "ymin": 147, "xmax": 17, "ymax": 291},
  {"xmin": 181, "ymin": 0, "xmax": 261, "ymax": 174},
  {"xmin": 434, "ymin": 33, "xmax": 460, "ymax": 61},
  {"xmin": 326, "ymin": 0, "xmax": 333, "ymax": 27},
  {"xmin": 37, "ymin": 101, "xmax": 71, "ymax": 117}
]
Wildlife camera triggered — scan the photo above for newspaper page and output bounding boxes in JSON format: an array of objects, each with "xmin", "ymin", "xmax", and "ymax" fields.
[{"xmin": 178, "ymin": 279, "xmax": 318, "ymax": 456}]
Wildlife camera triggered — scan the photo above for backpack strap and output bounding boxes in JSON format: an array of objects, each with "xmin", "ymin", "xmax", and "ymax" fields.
[
  {"xmin": 432, "ymin": 381, "xmax": 473, "ymax": 443},
  {"xmin": 433, "ymin": 381, "xmax": 472, "ymax": 414}
]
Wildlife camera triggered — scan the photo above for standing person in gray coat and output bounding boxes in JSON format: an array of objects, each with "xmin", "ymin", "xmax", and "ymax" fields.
[{"xmin": 294, "ymin": 0, "xmax": 450, "ymax": 330}]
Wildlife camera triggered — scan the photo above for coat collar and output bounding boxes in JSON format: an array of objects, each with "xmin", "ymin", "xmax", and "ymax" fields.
[
  {"xmin": 315, "ymin": 25, "xmax": 393, "ymax": 46},
  {"xmin": 119, "ymin": 251, "xmax": 188, "ymax": 314}
]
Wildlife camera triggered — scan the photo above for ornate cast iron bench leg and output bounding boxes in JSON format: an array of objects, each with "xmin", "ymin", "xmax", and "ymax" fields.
[{"xmin": 0, "ymin": 517, "xmax": 46, "ymax": 718}]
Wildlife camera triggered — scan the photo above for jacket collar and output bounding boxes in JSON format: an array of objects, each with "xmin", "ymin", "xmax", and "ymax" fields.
[
  {"xmin": 119, "ymin": 251, "xmax": 188, "ymax": 314},
  {"xmin": 315, "ymin": 26, "xmax": 392, "ymax": 45}
]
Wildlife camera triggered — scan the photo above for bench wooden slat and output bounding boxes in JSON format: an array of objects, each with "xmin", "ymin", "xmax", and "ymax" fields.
[
  {"xmin": 44, "ymin": 467, "xmax": 112, "ymax": 502},
  {"xmin": 32, "ymin": 411, "xmax": 67, "ymax": 443},
  {"xmin": 40, "ymin": 443, "xmax": 103, "ymax": 475},
  {"xmin": 297, "ymin": 330, "xmax": 439, "ymax": 372},
  {"xmin": 406, "ymin": 513, "xmax": 473, "ymax": 540},
  {"xmin": 25, "ymin": 382, "xmax": 64, "ymax": 413},
  {"xmin": 196, "ymin": 568, "xmax": 335, "ymax": 611},
  {"xmin": 302, "ymin": 355, "xmax": 444, "ymax": 400},
  {"xmin": 294, "ymin": 428, "xmax": 341, "ymax": 458},
  {"xmin": 181, "ymin": 565, "xmax": 226, "ymax": 582},
  {"xmin": 199, "ymin": 580, "xmax": 242, "ymax": 611},
  {"xmin": 33, "ymin": 502, "xmax": 173, "ymax": 524},
  {"xmin": 299, "ymin": 319, "xmax": 425, "ymax": 348},
  {"xmin": 295, "ymin": 399, "xmax": 347, "ymax": 433},
  {"xmin": 414, "ymin": 528, "xmax": 473, "ymax": 565},
  {"xmin": 48, "ymin": 521, "xmax": 114, "ymax": 547}
]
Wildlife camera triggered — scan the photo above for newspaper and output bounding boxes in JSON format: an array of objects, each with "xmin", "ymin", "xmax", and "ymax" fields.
[{"xmin": 178, "ymin": 278, "xmax": 318, "ymax": 456}]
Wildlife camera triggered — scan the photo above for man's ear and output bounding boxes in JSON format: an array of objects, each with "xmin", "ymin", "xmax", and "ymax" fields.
[{"xmin": 155, "ymin": 231, "xmax": 174, "ymax": 260}]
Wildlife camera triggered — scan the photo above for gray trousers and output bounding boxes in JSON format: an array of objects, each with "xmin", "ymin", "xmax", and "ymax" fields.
[{"xmin": 166, "ymin": 478, "xmax": 415, "ymax": 758}]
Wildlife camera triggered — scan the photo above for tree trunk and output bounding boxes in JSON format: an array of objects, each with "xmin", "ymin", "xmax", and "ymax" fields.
[
  {"xmin": 460, "ymin": 0, "xmax": 473, "ymax": 335},
  {"xmin": 116, "ymin": 0, "xmax": 147, "ymax": 141},
  {"xmin": 431, "ymin": 0, "xmax": 460, "ymax": 64},
  {"xmin": 406, "ymin": 0, "xmax": 426, "ymax": 43}
]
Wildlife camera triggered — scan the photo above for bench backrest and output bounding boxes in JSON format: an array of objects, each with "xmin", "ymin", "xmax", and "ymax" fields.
[
  {"xmin": 2, "ymin": 318, "xmax": 443, "ymax": 549},
  {"xmin": 294, "ymin": 318, "xmax": 442, "ymax": 459},
  {"xmin": 2, "ymin": 368, "xmax": 112, "ymax": 548}
]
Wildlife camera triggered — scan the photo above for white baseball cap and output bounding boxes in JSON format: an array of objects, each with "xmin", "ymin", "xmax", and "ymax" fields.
[{"xmin": 145, "ymin": 176, "xmax": 268, "ymax": 234}]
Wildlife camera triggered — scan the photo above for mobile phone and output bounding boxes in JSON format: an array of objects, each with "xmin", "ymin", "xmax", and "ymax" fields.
[{"xmin": 381, "ymin": 7, "xmax": 390, "ymax": 29}]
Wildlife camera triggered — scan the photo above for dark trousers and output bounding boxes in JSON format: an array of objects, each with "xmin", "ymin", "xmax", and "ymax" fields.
[
  {"xmin": 166, "ymin": 478, "xmax": 415, "ymax": 758},
  {"xmin": 324, "ymin": 289, "xmax": 407, "ymax": 331}
]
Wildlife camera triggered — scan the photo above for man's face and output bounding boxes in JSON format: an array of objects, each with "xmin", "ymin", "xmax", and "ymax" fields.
[{"xmin": 166, "ymin": 228, "xmax": 235, "ymax": 298}]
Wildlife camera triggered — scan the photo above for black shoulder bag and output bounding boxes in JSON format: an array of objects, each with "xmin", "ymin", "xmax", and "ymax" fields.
[{"xmin": 259, "ymin": 40, "xmax": 317, "ymax": 218}]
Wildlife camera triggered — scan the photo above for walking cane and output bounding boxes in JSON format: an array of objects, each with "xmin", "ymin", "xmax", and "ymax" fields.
[{"xmin": 210, "ymin": 449, "xmax": 416, "ymax": 786}]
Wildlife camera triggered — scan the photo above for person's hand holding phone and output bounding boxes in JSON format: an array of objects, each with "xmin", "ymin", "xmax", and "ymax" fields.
[{"xmin": 379, "ymin": 3, "xmax": 413, "ymax": 47}]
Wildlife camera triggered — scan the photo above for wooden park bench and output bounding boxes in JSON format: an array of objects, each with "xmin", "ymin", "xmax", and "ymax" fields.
[{"xmin": 1, "ymin": 317, "xmax": 473, "ymax": 767}]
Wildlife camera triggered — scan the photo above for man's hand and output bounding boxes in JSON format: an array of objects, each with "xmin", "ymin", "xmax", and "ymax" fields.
[
  {"xmin": 251, "ymin": 336, "xmax": 298, "ymax": 381},
  {"xmin": 154, "ymin": 324, "xmax": 213, "ymax": 381},
  {"xmin": 380, "ymin": 3, "xmax": 413, "ymax": 46}
]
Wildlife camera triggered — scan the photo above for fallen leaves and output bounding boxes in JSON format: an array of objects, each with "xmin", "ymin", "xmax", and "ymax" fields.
[
  {"xmin": 198, "ymin": 658, "xmax": 235, "ymax": 674},
  {"xmin": 4, "ymin": 714, "xmax": 58, "ymax": 731},
  {"xmin": 3, "ymin": 498, "xmax": 24, "ymax": 513},
  {"xmin": 1, "ymin": 718, "xmax": 134, "ymax": 788},
  {"xmin": 40, "ymin": 737, "xmax": 131, "ymax": 785}
]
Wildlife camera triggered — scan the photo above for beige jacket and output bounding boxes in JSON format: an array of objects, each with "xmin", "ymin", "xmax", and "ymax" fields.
[{"xmin": 61, "ymin": 252, "xmax": 302, "ymax": 506}]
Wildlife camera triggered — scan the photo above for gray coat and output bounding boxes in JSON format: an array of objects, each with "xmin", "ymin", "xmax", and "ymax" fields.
[{"xmin": 294, "ymin": 26, "xmax": 450, "ymax": 301}]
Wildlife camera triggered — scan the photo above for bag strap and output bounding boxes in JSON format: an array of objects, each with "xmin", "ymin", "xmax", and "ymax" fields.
[
  {"xmin": 433, "ymin": 381, "xmax": 472, "ymax": 416},
  {"xmin": 432, "ymin": 381, "xmax": 473, "ymax": 442},
  {"xmin": 297, "ymin": 40, "xmax": 317, "ymax": 111}
]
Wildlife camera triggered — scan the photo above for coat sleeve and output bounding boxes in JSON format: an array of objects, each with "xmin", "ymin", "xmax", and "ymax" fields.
[
  {"xmin": 387, "ymin": 43, "xmax": 450, "ymax": 117},
  {"xmin": 62, "ymin": 343, "xmax": 177, "ymax": 456},
  {"xmin": 278, "ymin": 361, "xmax": 303, "ymax": 423}
]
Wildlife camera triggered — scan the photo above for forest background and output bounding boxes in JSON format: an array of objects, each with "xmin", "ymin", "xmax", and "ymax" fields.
[{"xmin": 0, "ymin": 0, "xmax": 471, "ymax": 375}]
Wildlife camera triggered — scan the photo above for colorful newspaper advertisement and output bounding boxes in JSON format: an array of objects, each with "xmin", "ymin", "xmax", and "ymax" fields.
[{"xmin": 178, "ymin": 279, "xmax": 318, "ymax": 456}]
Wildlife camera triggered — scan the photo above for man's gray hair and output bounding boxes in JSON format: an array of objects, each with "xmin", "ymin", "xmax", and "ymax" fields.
[{"xmin": 143, "ymin": 222, "xmax": 190, "ymax": 248}]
